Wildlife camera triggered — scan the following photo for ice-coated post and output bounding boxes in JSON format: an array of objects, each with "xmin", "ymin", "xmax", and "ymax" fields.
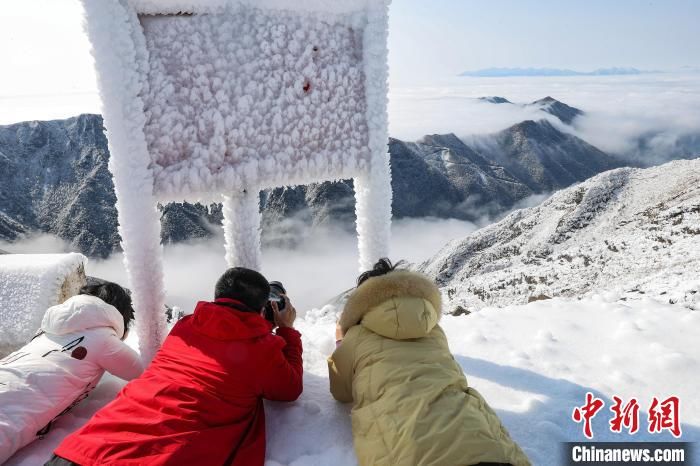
[
  {"xmin": 222, "ymin": 189, "xmax": 263, "ymax": 271},
  {"xmin": 355, "ymin": 0, "xmax": 392, "ymax": 272},
  {"xmin": 117, "ymin": 201, "xmax": 167, "ymax": 364},
  {"xmin": 80, "ymin": 0, "xmax": 167, "ymax": 363},
  {"xmin": 354, "ymin": 154, "xmax": 392, "ymax": 272}
]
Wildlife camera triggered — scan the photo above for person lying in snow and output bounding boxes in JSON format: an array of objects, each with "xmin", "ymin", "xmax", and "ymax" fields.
[
  {"xmin": 328, "ymin": 258, "xmax": 531, "ymax": 466},
  {"xmin": 0, "ymin": 282, "xmax": 143, "ymax": 464},
  {"xmin": 47, "ymin": 267, "xmax": 303, "ymax": 466}
]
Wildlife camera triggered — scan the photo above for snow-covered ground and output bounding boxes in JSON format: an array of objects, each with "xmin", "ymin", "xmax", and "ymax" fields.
[{"xmin": 7, "ymin": 293, "xmax": 699, "ymax": 465}]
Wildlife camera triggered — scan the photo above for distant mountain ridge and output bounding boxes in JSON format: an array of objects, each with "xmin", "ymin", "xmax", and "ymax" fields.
[
  {"xmin": 477, "ymin": 95, "xmax": 584, "ymax": 125},
  {"xmin": 529, "ymin": 96, "xmax": 583, "ymax": 125},
  {"xmin": 0, "ymin": 96, "xmax": 690, "ymax": 257},
  {"xmin": 460, "ymin": 67, "xmax": 652, "ymax": 77},
  {"xmin": 264, "ymin": 109, "xmax": 621, "ymax": 239}
]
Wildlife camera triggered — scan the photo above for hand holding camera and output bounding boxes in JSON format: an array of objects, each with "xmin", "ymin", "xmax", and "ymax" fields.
[
  {"xmin": 264, "ymin": 281, "xmax": 296, "ymax": 329},
  {"xmin": 270, "ymin": 296, "xmax": 296, "ymax": 329}
]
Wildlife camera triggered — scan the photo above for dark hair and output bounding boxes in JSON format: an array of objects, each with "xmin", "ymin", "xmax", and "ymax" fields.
[
  {"xmin": 215, "ymin": 267, "xmax": 270, "ymax": 311},
  {"xmin": 357, "ymin": 258, "xmax": 405, "ymax": 287},
  {"xmin": 79, "ymin": 282, "xmax": 135, "ymax": 336}
]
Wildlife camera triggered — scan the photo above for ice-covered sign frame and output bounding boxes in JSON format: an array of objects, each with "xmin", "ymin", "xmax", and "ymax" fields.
[{"xmin": 81, "ymin": 0, "xmax": 392, "ymax": 360}]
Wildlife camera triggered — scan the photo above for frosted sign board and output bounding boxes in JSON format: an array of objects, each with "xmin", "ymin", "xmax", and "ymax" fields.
[
  {"xmin": 81, "ymin": 0, "xmax": 392, "ymax": 360},
  {"xmin": 140, "ymin": 10, "xmax": 371, "ymax": 200}
]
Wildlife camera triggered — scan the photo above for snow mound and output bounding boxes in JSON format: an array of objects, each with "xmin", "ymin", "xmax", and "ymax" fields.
[
  {"xmin": 0, "ymin": 253, "xmax": 86, "ymax": 353},
  {"xmin": 420, "ymin": 159, "xmax": 700, "ymax": 312},
  {"xmin": 7, "ymin": 296, "xmax": 700, "ymax": 465}
]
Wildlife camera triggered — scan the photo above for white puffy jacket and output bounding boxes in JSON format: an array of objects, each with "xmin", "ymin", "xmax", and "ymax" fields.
[{"xmin": 0, "ymin": 294, "xmax": 144, "ymax": 463}]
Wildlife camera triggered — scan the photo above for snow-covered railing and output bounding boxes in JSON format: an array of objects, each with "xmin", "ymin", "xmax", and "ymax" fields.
[
  {"xmin": 0, "ymin": 253, "xmax": 87, "ymax": 357},
  {"xmin": 80, "ymin": 0, "xmax": 392, "ymax": 360}
]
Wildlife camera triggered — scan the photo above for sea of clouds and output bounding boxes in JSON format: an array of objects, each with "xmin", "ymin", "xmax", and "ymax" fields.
[
  {"xmin": 0, "ymin": 216, "xmax": 482, "ymax": 313},
  {"xmin": 389, "ymin": 73, "xmax": 700, "ymax": 164}
]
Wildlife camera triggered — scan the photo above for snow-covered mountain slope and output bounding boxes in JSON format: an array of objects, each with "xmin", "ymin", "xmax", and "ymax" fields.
[
  {"xmin": 0, "ymin": 115, "xmax": 230, "ymax": 256},
  {"xmin": 469, "ymin": 119, "xmax": 623, "ymax": 192},
  {"xmin": 7, "ymin": 296, "xmax": 700, "ymax": 466},
  {"xmin": 0, "ymin": 115, "xmax": 120, "ymax": 256},
  {"xmin": 392, "ymin": 133, "xmax": 533, "ymax": 215},
  {"xmin": 420, "ymin": 159, "xmax": 700, "ymax": 312},
  {"xmin": 266, "ymin": 121, "xmax": 620, "ymax": 231},
  {"xmin": 1, "ymin": 108, "xmax": 598, "ymax": 254}
]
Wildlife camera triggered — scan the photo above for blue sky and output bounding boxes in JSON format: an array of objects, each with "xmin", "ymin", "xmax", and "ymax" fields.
[{"xmin": 389, "ymin": 0, "xmax": 700, "ymax": 84}]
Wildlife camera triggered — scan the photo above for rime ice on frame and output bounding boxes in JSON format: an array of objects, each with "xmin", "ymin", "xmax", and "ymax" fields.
[{"xmin": 80, "ymin": 0, "xmax": 392, "ymax": 361}]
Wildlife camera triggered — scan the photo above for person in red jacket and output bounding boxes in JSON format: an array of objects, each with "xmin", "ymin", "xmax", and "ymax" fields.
[{"xmin": 46, "ymin": 267, "xmax": 303, "ymax": 466}]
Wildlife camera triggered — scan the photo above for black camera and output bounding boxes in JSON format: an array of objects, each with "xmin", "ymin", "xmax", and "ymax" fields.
[{"xmin": 264, "ymin": 281, "xmax": 286, "ymax": 324}]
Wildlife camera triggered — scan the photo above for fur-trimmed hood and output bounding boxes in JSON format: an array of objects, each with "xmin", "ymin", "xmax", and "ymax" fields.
[{"xmin": 340, "ymin": 270, "xmax": 442, "ymax": 339}]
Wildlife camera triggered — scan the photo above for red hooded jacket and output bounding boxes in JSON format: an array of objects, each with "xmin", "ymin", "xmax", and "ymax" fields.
[{"xmin": 54, "ymin": 298, "xmax": 303, "ymax": 466}]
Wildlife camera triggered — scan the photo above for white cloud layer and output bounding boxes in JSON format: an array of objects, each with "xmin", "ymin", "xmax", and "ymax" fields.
[
  {"xmin": 0, "ymin": 217, "xmax": 478, "ymax": 314},
  {"xmin": 389, "ymin": 74, "xmax": 700, "ymax": 163}
]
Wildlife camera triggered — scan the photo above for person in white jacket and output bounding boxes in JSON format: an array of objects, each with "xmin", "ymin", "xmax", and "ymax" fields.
[{"xmin": 0, "ymin": 282, "xmax": 144, "ymax": 463}]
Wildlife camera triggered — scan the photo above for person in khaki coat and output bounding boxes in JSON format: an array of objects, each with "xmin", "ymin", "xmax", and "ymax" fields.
[{"xmin": 328, "ymin": 259, "xmax": 530, "ymax": 466}]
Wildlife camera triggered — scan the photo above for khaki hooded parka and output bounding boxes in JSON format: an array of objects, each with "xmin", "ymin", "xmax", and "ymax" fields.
[{"xmin": 328, "ymin": 270, "xmax": 530, "ymax": 466}]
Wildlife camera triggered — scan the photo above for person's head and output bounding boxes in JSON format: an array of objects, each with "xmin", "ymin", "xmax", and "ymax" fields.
[
  {"xmin": 79, "ymin": 282, "xmax": 135, "ymax": 337},
  {"xmin": 356, "ymin": 258, "xmax": 406, "ymax": 287},
  {"xmin": 215, "ymin": 267, "xmax": 270, "ymax": 311}
]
